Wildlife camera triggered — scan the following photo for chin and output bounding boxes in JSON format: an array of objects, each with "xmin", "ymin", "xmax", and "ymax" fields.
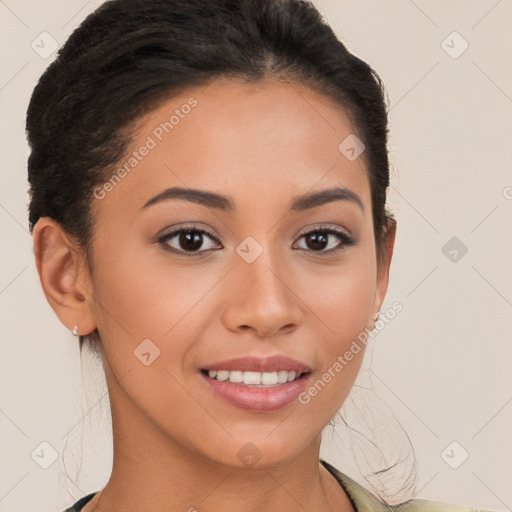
[{"xmin": 197, "ymin": 431, "xmax": 318, "ymax": 471}]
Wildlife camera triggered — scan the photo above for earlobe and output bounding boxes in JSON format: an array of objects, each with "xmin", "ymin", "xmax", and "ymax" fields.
[{"xmin": 32, "ymin": 217, "xmax": 96, "ymax": 335}]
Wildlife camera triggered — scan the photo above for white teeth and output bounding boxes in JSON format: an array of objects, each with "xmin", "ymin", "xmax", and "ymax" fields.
[
  {"xmin": 243, "ymin": 371, "xmax": 261, "ymax": 385},
  {"xmin": 229, "ymin": 370, "xmax": 243, "ymax": 383},
  {"xmin": 277, "ymin": 370, "xmax": 288, "ymax": 383},
  {"xmin": 206, "ymin": 369, "xmax": 303, "ymax": 386},
  {"xmin": 261, "ymin": 372, "xmax": 278, "ymax": 385},
  {"xmin": 216, "ymin": 370, "xmax": 229, "ymax": 381}
]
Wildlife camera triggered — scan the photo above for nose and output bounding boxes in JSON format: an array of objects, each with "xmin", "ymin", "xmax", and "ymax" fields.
[{"xmin": 221, "ymin": 247, "xmax": 303, "ymax": 340}]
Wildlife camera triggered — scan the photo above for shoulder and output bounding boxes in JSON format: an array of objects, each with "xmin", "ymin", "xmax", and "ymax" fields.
[{"xmin": 320, "ymin": 459, "xmax": 493, "ymax": 512}]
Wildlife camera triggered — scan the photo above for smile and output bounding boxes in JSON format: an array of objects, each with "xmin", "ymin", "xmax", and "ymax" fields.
[{"xmin": 203, "ymin": 369, "xmax": 307, "ymax": 387}]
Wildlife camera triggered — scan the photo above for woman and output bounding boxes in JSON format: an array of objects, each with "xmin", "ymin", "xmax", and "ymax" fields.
[{"xmin": 26, "ymin": 0, "xmax": 495, "ymax": 510}]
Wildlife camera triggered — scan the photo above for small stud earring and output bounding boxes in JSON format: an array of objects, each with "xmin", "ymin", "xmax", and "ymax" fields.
[
  {"xmin": 72, "ymin": 325, "xmax": 79, "ymax": 336},
  {"xmin": 373, "ymin": 308, "xmax": 381, "ymax": 322}
]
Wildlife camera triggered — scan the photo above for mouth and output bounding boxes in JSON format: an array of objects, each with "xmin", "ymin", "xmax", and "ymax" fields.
[
  {"xmin": 198, "ymin": 355, "xmax": 313, "ymax": 412},
  {"xmin": 200, "ymin": 368, "xmax": 310, "ymax": 387}
]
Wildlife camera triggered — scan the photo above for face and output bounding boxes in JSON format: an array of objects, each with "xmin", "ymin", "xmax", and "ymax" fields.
[{"xmin": 68, "ymin": 77, "xmax": 391, "ymax": 468}]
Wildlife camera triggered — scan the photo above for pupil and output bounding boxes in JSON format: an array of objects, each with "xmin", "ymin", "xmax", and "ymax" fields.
[
  {"xmin": 308, "ymin": 232, "xmax": 327, "ymax": 251},
  {"xmin": 180, "ymin": 230, "xmax": 203, "ymax": 251}
]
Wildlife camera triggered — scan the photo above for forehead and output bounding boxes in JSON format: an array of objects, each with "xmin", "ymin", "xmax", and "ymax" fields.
[{"xmin": 94, "ymin": 77, "xmax": 371, "ymax": 216}]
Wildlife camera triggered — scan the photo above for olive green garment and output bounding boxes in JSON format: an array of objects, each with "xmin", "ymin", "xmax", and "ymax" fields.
[{"xmin": 61, "ymin": 458, "xmax": 494, "ymax": 511}]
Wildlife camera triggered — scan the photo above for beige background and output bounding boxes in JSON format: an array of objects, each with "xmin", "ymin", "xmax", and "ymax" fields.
[{"xmin": 0, "ymin": 1, "xmax": 511, "ymax": 511}]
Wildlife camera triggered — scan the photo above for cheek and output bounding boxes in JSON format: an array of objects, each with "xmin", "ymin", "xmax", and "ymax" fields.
[
  {"xmin": 91, "ymin": 233, "xmax": 180, "ymax": 329},
  {"xmin": 303, "ymin": 254, "xmax": 376, "ymax": 342},
  {"xmin": 89, "ymin": 241, "xmax": 223, "ymax": 365},
  {"xmin": 292, "ymin": 273, "xmax": 375, "ymax": 426},
  {"xmin": 297, "ymin": 248, "xmax": 376, "ymax": 401}
]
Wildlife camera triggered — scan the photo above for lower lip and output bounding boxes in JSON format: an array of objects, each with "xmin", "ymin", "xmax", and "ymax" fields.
[{"xmin": 199, "ymin": 371, "xmax": 312, "ymax": 412}]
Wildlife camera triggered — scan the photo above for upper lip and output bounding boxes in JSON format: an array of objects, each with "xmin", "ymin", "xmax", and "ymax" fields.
[{"xmin": 201, "ymin": 355, "xmax": 311, "ymax": 374}]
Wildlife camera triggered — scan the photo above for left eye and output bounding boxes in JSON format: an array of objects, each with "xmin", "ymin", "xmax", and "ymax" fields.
[{"xmin": 294, "ymin": 228, "xmax": 355, "ymax": 253}]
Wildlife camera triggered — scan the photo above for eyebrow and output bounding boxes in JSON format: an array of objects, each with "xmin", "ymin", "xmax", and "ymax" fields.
[{"xmin": 141, "ymin": 186, "xmax": 364, "ymax": 214}]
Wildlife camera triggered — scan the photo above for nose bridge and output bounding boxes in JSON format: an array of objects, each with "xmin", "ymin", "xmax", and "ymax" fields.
[
  {"xmin": 241, "ymin": 245, "xmax": 286, "ymax": 301},
  {"xmin": 224, "ymin": 236, "xmax": 301, "ymax": 337}
]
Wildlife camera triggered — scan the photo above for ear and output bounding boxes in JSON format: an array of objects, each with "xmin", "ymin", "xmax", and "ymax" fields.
[
  {"xmin": 32, "ymin": 217, "xmax": 97, "ymax": 336},
  {"xmin": 373, "ymin": 217, "xmax": 397, "ymax": 314}
]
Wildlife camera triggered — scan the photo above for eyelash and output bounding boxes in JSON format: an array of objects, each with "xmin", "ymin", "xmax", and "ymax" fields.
[{"xmin": 157, "ymin": 224, "xmax": 356, "ymax": 258}]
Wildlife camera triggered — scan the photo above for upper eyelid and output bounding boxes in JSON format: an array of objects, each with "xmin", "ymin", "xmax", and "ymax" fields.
[
  {"xmin": 296, "ymin": 224, "xmax": 351, "ymax": 238},
  {"xmin": 158, "ymin": 226, "xmax": 222, "ymax": 251}
]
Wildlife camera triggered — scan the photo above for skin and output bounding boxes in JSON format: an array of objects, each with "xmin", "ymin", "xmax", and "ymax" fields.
[{"xmin": 33, "ymin": 77, "xmax": 396, "ymax": 512}]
